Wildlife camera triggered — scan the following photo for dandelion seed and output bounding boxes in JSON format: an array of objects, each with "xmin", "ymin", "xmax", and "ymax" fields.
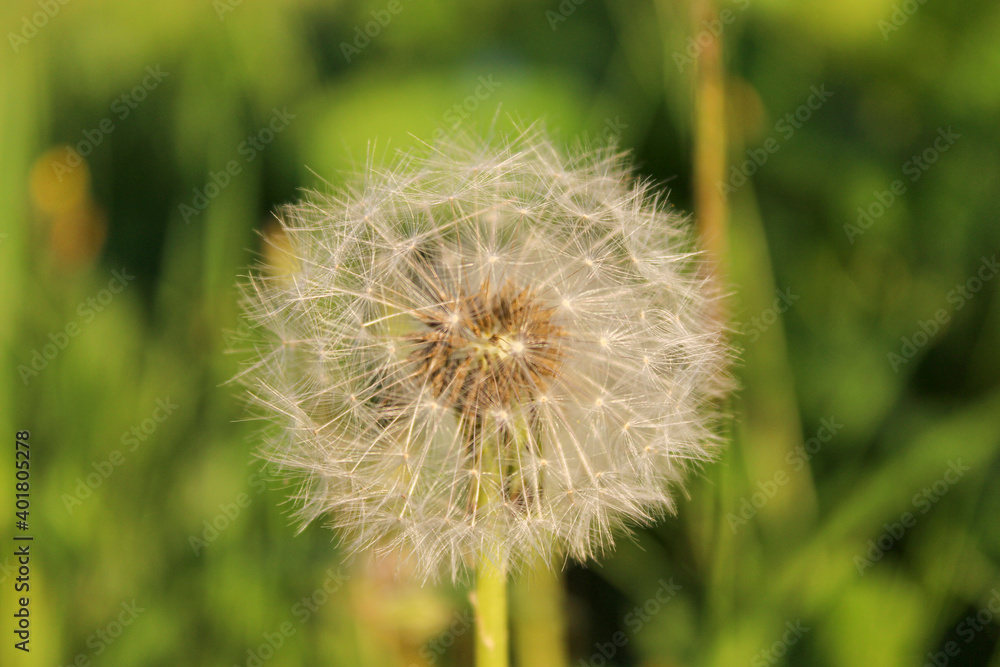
[{"xmin": 236, "ymin": 129, "xmax": 731, "ymax": 581}]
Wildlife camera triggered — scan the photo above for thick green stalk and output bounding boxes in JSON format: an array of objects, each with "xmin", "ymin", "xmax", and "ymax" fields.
[
  {"xmin": 473, "ymin": 415, "xmax": 512, "ymax": 667},
  {"xmin": 475, "ymin": 553, "xmax": 509, "ymax": 667}
]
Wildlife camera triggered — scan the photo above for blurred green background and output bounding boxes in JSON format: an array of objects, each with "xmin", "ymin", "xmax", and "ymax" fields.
[{"xmin": 2, "ymin": 0, "xmax": 999, "ymax": 665}]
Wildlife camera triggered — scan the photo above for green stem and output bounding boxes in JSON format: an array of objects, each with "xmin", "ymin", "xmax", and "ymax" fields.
[
  {"xmin": 475, "ymin": 554, "xmax": 509, "ymax": 667},
  {"xmin": 473, "ymin": 414, "xmax": 511, "ymax": 667}
]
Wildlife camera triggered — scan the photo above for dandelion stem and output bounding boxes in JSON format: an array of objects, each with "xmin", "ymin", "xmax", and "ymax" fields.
[
  {"xmin": 474, "ymin": 428, "xmax": 509, "ymax": 667},
  {"xmin": 475, "ymin": 552, "xmax": 509, "ymax": 667}
]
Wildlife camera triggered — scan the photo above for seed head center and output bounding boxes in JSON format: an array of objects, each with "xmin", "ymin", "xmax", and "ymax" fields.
[{"xmin": 407, "ymin": 280, "xmax": 564, "ymax": 417}]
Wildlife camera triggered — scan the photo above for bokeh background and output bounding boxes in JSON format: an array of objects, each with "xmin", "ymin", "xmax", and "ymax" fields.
[{"xmin": 2, "ymin": 0, "xmax": 999, "ymax": 665}]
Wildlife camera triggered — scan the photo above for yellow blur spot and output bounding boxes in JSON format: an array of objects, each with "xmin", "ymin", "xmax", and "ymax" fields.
[
  {"xmin": 29, "ymin": 146, "xmax": 91, "ymax": 216},
  {"xmin": 49, "ymin": 201, "xmax": 108, "ymax": 268},
  {"xmin": 262, "ymin": 217, "xmax": 300, "ymax": 279}
]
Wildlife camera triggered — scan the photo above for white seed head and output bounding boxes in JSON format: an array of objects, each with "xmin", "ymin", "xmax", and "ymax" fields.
[{"xmin": 237, "ymin": 130, "xmax": 731, "ymax": 580}]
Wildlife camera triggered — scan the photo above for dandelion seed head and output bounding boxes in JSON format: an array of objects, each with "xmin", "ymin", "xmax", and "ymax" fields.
[{"xmin": 237, "ymin": 129, "xmax": 731, "ymax": 580}]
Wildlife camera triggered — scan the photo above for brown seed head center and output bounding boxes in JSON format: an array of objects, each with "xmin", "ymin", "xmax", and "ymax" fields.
[{"xmin": 407, "ymin": 280, "xmax": 564, "ymax": 418}]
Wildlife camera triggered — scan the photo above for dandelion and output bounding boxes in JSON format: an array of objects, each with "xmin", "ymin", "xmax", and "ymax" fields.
[{"xmin": 236, "ymin": 129, "xmax": 730, "ymax": 663}]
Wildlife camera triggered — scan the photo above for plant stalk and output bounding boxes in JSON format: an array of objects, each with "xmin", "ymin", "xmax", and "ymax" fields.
[
  {"xmin": 692, "ymin": 0, "xmax": 729, "ymax": 269},
  {"xmin": 471, "ymin": 416, "xmax": 510, "ymax": 667},
  {"xmin": 475, "ymin": 553, "xmax": 509, "ymax": 667}
]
